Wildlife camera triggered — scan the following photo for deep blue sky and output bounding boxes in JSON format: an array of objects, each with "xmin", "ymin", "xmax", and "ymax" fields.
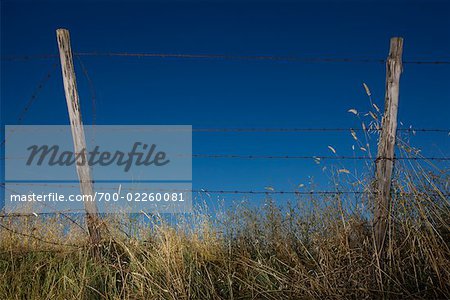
[{"xmin": 1, "ymin": 0, "xmax": 449, "ymax": 206}]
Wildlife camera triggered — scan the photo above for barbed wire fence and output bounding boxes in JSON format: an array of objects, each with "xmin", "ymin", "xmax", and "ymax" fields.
[{"xmin": 1, "ymin": 47, "xmax": 449, "ymax": 247}]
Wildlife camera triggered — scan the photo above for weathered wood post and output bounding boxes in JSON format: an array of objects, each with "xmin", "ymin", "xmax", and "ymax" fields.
[
  {"xmin": 374, "ymin": 37, "xmax": 403, "ymax": 255},
  {"xmin": 56, "ymin": 28, "xmax": 102, "ymax": 246}
]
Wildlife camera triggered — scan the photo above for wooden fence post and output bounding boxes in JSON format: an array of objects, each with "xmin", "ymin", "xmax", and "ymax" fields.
[
  {"xmin": 374, "ymin": 37, "xmax": 403, "ymax": 255},
  {"xmin": 56, "ymin": 29, "xmax": 102, "ymax": 246}
]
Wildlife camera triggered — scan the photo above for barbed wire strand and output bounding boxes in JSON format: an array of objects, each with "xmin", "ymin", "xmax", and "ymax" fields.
[
  {"xmin": 1, "ymin": 183, "xmax": 448, "ymax": 196},
  {"xmin": 2, "ymin": 52, "xmax": 450, "ymax": 65},
  {"xmin": 2, "ymin": 155, "xmax": 449, "ymax": 161},
  {"xmin": 1, "ymin": 62, "xmax": 58, "ymax": 146},
  {"xmin": 191, "ymin": 128, "xmax": 450, "ymax": 133},
  {"xmin": 191, "ymin": 154, "xmax": 450, "ymax": 161},
  {"xmin": 13, "ymin": 127, "xmax": 443, "ymax": 133},
  {"xmin": 17, "ymin": 62, "xmax": 59, "ymax": 124}
]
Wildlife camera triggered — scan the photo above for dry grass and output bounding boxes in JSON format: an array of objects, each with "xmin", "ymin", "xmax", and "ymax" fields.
[
  {"xmin": 1, "ymin": 88, "xmax": 448, "ymax": 299},
  {"xmin": 1, "ymin": 168, "xmax": 449, "ymax": 299}
]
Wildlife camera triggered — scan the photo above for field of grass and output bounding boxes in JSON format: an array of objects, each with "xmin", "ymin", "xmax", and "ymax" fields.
[
  {"xmin": 1, "ymin": 93, "xmax": 449, "ymax": 299},
  {"xmin": 1, "ymin": 165, "xmax": 449, "ymax": 299}
]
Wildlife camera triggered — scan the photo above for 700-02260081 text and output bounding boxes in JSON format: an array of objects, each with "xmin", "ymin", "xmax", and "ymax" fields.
[{"xmin": 95, "ymin": 192, "xmax": 186, "ymax": 202}]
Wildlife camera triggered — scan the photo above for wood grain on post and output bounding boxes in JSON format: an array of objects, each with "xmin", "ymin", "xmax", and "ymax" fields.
[
  {"xmin": 56, "ymin": 29, "xmax": 101, "ymax": 245},
  {"xmin": 374, "ymin": 37, "xmax": 403, "ymax": 255}
]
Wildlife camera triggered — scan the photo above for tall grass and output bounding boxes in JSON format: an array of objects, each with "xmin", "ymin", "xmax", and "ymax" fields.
[
  {"xmin": 1, "ymin": 165, "xmax": 449, "ymax": 299},
  {"xmin": 1, "ymin": 87, "xmax": 448, "ymax": 299}
]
